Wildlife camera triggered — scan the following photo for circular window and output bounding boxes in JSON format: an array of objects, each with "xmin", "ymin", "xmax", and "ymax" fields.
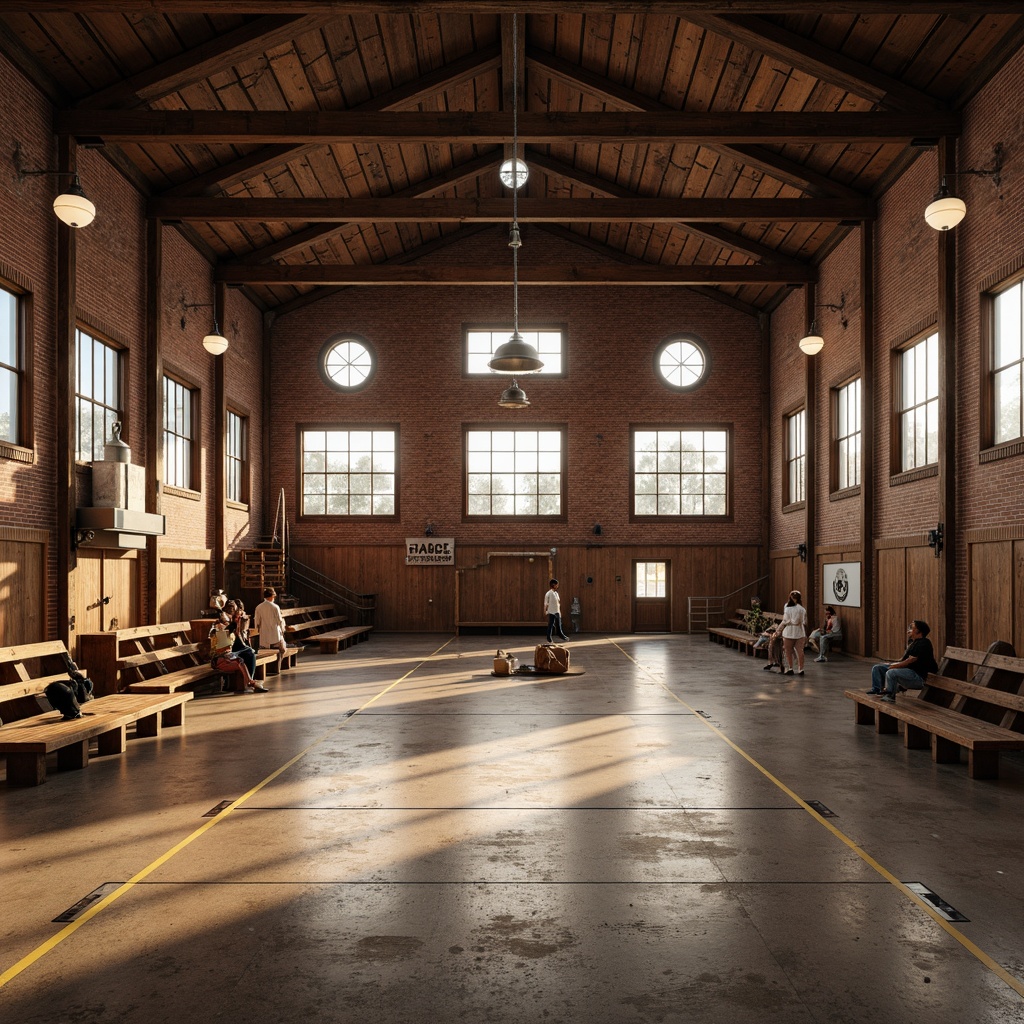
[
  {"xmin": 320, "ymin": 335, "xmax": 375, "ymax": 391},
  {"xmin": 655, "ymin": 336, "xmax": 709, "ymax": 391}
]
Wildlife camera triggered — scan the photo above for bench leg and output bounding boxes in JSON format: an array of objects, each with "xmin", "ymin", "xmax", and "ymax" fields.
[
  {"xmin": 932, "ymin": 735, "xmax": 961, "ymax": 764},
  {"xmin": 904, "ymin": 723, "xmax": 931, "ymax": 749},
  {"xmin": 854, "ymin": 702, "xmax": 875, "ymax": 726},
  {"xmin": 135, "ymin": 712, "xmax": 162, "ymax": 738},
  {"xmin": 57, "ymin": 739, "xmax": 90, "ymax": 772},
  {"xmin": 876, "ymin": 712, "xmax": 898, "ymax": 735},
  {"xmin": 162, "ymin": 703, "xmax": 185, "ymax": 728},
  {"xmin": 6, "ymin": 752, "xmax": 47, "ymax": 786},
  {"xmin": 321, "ymin": 638, "xmax": 340, "ymax": 655},
  {"xmin": 968, "ymin": 749, "xmax": 999, "ymax": 780},
  {"xmin": 97, "ymin": 725, "xmax": 127, "ymax": 756}
]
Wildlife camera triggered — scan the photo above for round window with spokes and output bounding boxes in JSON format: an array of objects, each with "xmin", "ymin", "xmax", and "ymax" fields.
[
  {"xmin": 655, "ymin": 336, "xmax": 710, "ymax": 392},
  {"xmin": 319, "ymin": 335, "xmax": 376, "ymax": 391}
]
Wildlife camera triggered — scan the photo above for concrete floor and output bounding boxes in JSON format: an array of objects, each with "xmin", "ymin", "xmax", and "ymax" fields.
[{"xmin": 1, "ymin": 633, "xmax": 1023, "ymax": 1023}]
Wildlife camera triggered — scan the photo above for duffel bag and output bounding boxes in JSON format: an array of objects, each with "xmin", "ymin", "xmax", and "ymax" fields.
[{"xmin": 534, "ymin": 644, "xmax": 570, "ymax": 673}]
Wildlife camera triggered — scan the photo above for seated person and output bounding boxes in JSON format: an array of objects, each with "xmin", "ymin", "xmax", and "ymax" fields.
[
  {"xmin": 867, "ymin": 620, "xmax": 938, "ymax": 703},
  {"xmin": 209, "ymin": 613, "xmax": 264, "ymax": 693},
  {"xmin": 808, "ymin": 605, "xmax": 842, "ymax": 662},
  {"xmin": 759, "ymin": 624, "xmax": 784, "ymax": 671}
]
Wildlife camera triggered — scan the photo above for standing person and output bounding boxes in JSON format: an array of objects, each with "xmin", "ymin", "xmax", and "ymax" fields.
[
  {"xmin": 253, "ymin": 587, "xmax": 288, "ymax": 674},
  {"xmin": 778, "ymin": 590, "xmax": 808, "ymax": 676},
  {"xmin": 809, "ymin": 605, "xmax": 843, "ymax": 662},
  {"xmin": 867, "ymin": 620, "xmax": 938, "ymax": 703},
  {"xmin": 544, "ymin": 578, "xmax": 570, "ymax": 643}
]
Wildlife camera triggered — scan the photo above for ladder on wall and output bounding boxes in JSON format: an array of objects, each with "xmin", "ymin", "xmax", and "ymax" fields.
[{"xmin": 240, "ymin": 489, "xmax": 288, "ymax": 591}]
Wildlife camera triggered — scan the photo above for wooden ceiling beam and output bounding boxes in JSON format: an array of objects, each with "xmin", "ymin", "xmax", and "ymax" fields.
[
  {"xmin": 151, "ymin": 195, "xmax": 875, "ymax": 222},
  {"xmin": 161, "ymin": 44, "xmax": 502, "ymax": 197},
  {"xmin": 57, "ymin": 109, "xmax": 959, "ymax": 144},
  {"xmin": 529, "ymin": 49, "xmax": 870, "ymax": 199},
  {"xmin": 216, "ymin": 263, "xmax": 816, "ymax": 286},
  {"xmin": 226, "ymin": 152, "xmax": 499, "ymax": 263},
  {"xmin": 77, "ymin": 14, "xmax": 336, "ymax": 110},
  {"xmin": 685, "ymin": 14, "xmax": 945, "ymax": 112},
  {"xmin": 527, "ymin": 151, "xmax": 811, "ymax": 269},
  {"xmin": 10, "ymin": 4, "xmax": 1024, "ymax": 15}
]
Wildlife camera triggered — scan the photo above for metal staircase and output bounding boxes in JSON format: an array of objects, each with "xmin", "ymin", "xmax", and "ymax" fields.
[{"xmin": 688, "ymin": 575, "xmax": 768, "ymax": 634}]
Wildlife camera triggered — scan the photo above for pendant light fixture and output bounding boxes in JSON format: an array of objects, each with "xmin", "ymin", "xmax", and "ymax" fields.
[
  {"xmin": 202, "ymin": 321, "xmax": 230, "ymax": 356},
  {"xmin": 923, "ymin": 142, "xmax": 1004, "ymax": 231},
  {"xmin": 489, "ymin": 12, "xmax": 543, "ymax": 383},
  {"xmin": 13, "ymin": 142, "xmax": 96, "ymax": 229},
  {"xmin": 498, "ymin": 378, "xmax": 530, "ymax": 408},
  {"xmin": 798, "ymin": 294, "xmax": 846, "ymax": 356}
]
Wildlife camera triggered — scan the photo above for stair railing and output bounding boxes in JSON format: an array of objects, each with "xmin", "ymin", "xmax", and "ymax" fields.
[
  {"xmin": 288, "ymin": 558, "xmax": 376, "ymax": 626},
  {"xmin": 688, "ymin": 574, "xmax": 768, "ymax": 634}
]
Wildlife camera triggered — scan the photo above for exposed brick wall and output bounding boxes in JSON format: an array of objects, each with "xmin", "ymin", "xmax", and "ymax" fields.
[{"xmin": 269, "ymin": 226, "xmax": 765, "ymax": 560}]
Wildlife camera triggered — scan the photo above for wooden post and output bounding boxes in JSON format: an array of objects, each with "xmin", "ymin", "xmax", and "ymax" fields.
[
  {"xmin": 803, "ymin": 285, "xmax": 816, "ymax": 616},
  {"xmin": 213, "ymin": 282, "xmax": 227, "ymax": 590},
  {"xmin": 860, "ymin": 221, "xmax": 875, "ymax": 656},
  {"xmin": 145, "ymin": 219, "xmax": 163, "ymax": 626}
]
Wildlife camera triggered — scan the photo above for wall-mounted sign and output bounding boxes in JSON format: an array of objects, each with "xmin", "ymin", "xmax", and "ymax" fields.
[
  {"xmin": 822, "ymin": 561, "xmax": 861, "ymax": 608},
  {"xmin": 405, "ymin": 538, "xmax": 455, "ymax": 566}
]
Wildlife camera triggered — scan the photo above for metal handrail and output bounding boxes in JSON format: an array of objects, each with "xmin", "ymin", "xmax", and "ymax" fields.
[
  {"xmin": 288, "ymin": 558, "xmax": 376, "ymax": 625},
  {"xmin": 688, "ymin": 574, "xmax": 769, "ymax": 633}
]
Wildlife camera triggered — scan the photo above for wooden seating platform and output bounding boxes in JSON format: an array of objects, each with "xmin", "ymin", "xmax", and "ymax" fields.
[
  {"xmin": 314, "ymin": 625, "xmax": 373, "ymax": 654},
  {"xmin": 0, "ymin": 640, "xmax": 193, "ymax": 786},
  {"xmin": 708, "ymin": 608, "xmax": 783, "ymax": 658},
  {"xmin": 843, "ymin": 645, "xmax": 1024, "ymax": 779}
]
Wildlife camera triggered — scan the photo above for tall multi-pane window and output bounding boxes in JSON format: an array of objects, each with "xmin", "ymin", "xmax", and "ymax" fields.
[
  {"xmin": 786, "ymin": 410, "xmax": 806, "ymax": 505},
  {"xmin": 633, "ymin": 428, "xmax": 728, "ymax": 516},
  {"xmin": 163, "ymin": 375, "xmax": 196, "ymax": 489},
  {"xmin": 226, "ymin": 410, "xmax": 248, "ymax": 505},
  {"xmin": 466, "ymin": 428, "xmax": 564, "ymax": 516},
  {"xmin": 899, "ymin": 332, "xmax": 939, "ymax": 471},
  {"xmin": 76, "ymin": 328, "xmax": 122, "ymax": 462},
  {"xmin": 301, "ymin": 428, "xmax": 397, "ymax": 516},
  {"xmin": 835, "ymin": 379, "xmax": 862, "ymax": 490},
  {"xmin": 0, "ymin": 284, "xmax": 21, "ymax": 446},
  {"xmin": 465, "ymin": 328, "xmax": 564, "ymax": 375},
  {"xmin": 992, "ymin": 280, "xmax": 1024, "ymax": 444}
]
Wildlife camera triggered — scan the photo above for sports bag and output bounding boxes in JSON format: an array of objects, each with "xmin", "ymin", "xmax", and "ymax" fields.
[{"xmin": 534, "ymin": 644, "xmax": 570, "ymax": 673}]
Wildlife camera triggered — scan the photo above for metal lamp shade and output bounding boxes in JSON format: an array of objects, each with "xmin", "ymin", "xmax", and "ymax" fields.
[
  {"xmin": 488, "ymin": 331, "xmax": 543, "ymax": 373},
  {"xmin": 798, "ymin": 332, "xmax": 824, "ymax": 355},
  {"xmin": 925, "ymin": 190, "xmax": 966, "ymax": 231},
  {"xmin": 52, "ymin": 177, "xmax": 96, "ymax": 228},
  {"xmin": 498, "ymin": 380, "xmax": 530, "ymax": 408}
]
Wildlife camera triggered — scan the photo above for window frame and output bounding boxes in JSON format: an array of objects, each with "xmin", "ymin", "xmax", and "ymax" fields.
[
  {"xmin": 462, "ymin": 323, "xmax": 568, "ymax": 378},
  {"xmin": 629, "ymin": 423, "xmax": 732, "ymax": 522},
  {"xmin": 161, "ymin": 370, "xmax": 200, "ymax": 493},
  {"xmin": 653, "ymin": 334, "xmax": 711, "ymax": 392},
  {"xmin": 830, "ymin": 376, "xmax": 862, "ymax": 497},
  {"xmin": 784, "ymin": 407, "xmax": 806, "ymax": 510},
  {"xmin": 226, "ymin": 407, "xmax": 250, "ymax": 508},
  {"xmin": 981, "ymin": 272, "xmax": 1024, "ymax": 459},
  {"xmin": 891, "ymin": 329, "xmax": 940, "ymax": 479},
  {"xmin": 462, "ymin": 423, "xmax": 568, "ymax": 521},
  {"xmin": 75, "ymin": 325, "xmax": 126, "ymax": 465},
  {"xmin": 318, "ymin": 333, "xmax": 377, "ymax": 392},
  {"xmin": 0, "ymin": 273, "xmax": 33, "ymax": 461},
  {"xmin": 297, "ymin": 423, "xmax": 400, "ymax": 521}
]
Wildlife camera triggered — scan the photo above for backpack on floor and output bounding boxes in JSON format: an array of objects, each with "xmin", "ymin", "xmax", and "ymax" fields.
[{"xmin": 535, "ymin": 644, "xmax": 570, "ymax": 673}]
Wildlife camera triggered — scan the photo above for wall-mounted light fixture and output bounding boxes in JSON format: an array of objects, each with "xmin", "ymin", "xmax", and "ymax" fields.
[
  {"xmin": 179, "ymin": 294, "xmax": 229, "ymax": 355},
  {"xmin": 799, "ymin": 294, "xmax": 847, "ymax": 356},
  {"xmin": 13, "ymin": 141, "xmax": 96, "ymax": 228},
  {"xmin": 593, "ymin": 524, "xmax": 602, "ymax": 536},
  {"xmin": 924, "ymin": 143, "xmax": 1004, "ymax": 231},
  {"xmin": 796, "ymin": 542, "xmax": 808, "ymax": 562},
  {"xmin": 424, "ymin": 522, "xmax": 435, "ymax": 537},
  {"xmin": 927, "ymin": 523, "xmax": 944, "ymax": 558}
]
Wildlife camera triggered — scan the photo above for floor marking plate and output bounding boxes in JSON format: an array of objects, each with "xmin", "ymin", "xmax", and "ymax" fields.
[
  {"xmin": 905, "ymin": 882, "xmax": 969, "ymax": 922},
  {"xmin": 53, "ymin": 883, "xmax": 121, "ymax": 923}
]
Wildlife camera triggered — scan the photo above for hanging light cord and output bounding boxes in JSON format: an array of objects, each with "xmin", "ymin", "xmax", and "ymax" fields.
[{"xmin": 511, "ymin": 10, "xmax": 520, "ymax": 335}]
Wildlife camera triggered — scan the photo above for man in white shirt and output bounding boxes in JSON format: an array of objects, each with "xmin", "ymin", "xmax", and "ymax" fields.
[
  {"xmin": 544, "ymin": 578, "xmax": 570, "ymax": 643},
  {"xmin": 253, "ymin": 587, "xmax": 287, "ymax": 674}
]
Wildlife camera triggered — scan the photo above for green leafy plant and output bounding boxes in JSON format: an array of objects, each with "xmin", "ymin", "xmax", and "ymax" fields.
[{"xmin": 743, "ymin": 598, "xmax": 770, "ymax": 636}]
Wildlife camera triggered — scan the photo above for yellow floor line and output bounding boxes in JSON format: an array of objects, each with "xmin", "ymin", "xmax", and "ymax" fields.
[
  {"xmin": 0, "ymin": 637, "xmax": 453, "ymax": 991},
  {"xmin": 609, "ymin": 639, "xmax": 1024, "ymax": 1000}
]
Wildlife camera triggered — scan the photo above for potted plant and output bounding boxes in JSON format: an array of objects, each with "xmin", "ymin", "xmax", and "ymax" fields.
[{"xmin": 744, "ymin": 598, "xmax": 770, "ymax": 636}]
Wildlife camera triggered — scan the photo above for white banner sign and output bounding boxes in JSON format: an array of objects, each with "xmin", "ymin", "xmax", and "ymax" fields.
[
  {"xmin": 405, "ymin": 537, "xmax": 455, "ymax": 566},
  {"xmin": 822, "ymin": 561, "xmax": 861, "ymax": 608}
]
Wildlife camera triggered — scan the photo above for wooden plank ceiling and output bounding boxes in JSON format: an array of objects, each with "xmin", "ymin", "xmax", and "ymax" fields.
[{"xmin": 2, "ymin": 2, "xmax": 1020, "ymax": 314}]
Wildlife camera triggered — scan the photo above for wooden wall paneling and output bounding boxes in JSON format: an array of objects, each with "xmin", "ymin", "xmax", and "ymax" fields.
[
  {"xmin": 906, "ymin": 544, "xmax": 942, "ymax": 655},
  {"xmin": 1016, "ymin": 540, "xmax": 1024, "ymax": 655},
  {"xmin": 73, "ymin": 551, "xmax": 106, "ymax": 648},
  {"xmin": 875, "ymin": 546, "xmax": 906, "ymax": 659},
  {"xmin": 968, "ymin": 540, "xmax": 1014, "ymax": 651},
  {"xmin": 0, "ymin": 530, "xmax": 48, "ymax": 646},
  {"xmin": 104, "ymin": 550, "xmax": 140, "ymax": 634},
  {"xmin": 158, "ymin": 548, "xmax": 212, "ymax": 623}
]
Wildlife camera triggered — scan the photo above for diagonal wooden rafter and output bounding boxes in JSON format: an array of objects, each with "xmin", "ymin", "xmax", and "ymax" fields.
[
  {"xmin": 150, "ymin": 195, "xmax": 875, "ymax": 222},
  {"xmin": 56, "ymin": 109, "xmax": 959, "ymax": 145},
  {"xmin": 526, "ymin": 151, "xmax": 811, "ymax": 269},
  {"xmin": 77, "ymin": 14, "xmax": 337, "ymax": 110},
  {"xmin": 226, "ymin": 152, "xmax": 501, "ymax": 264},
  {"xmin": 684, "ymin": 14, "xmax": 945, "ymax": 113},
  {"xmin": 216, "ymin": 262, "xmax": 816, "ymax": 286},
  {"xmin": 528, "ymin": 49, "xmax": 870, "ymax": 200},
  {"xmin": 162, "ymin": 43, "xmax": 502, "ymax": 197}
]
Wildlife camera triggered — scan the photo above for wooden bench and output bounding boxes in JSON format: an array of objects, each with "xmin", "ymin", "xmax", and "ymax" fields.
[
  {"xmin": 79, "ymin": 622, "xmax": 283, "ymax": 696},
  {"xmin": 0, "ymin": 640, "xmax": 193, "ymax": 786},
  {"xmin": 250, "ymin": 602, "xmax": 345, "ymax": 653},
  {"xmin": 708, "ymin": 608, "xmax": 783, "ymax": 658},
  {"xmin": 843, "ymin": 645, "xmax": 1024, "ymax": 779},
  {"xmin": 314, "ymin": 625, "xmax": 373, "ymax": 654}
]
